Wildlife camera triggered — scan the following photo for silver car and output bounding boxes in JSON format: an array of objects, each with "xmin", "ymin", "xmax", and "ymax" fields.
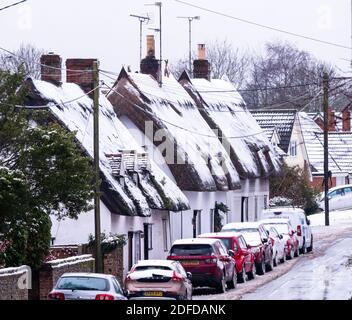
[{"xmin": 48, "ymin": 272, "xmax": 127, "ymax": 300}]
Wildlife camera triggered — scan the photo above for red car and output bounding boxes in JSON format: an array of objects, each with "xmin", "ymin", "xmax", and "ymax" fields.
[
  {"xmin": 221, "ymin": 222, "xmax": 274, "ymax": 275},
  {"xmin": 260, "ymin": 218, "xmax": 299, "ymax": 260},
  {"xmin": 167, "ymin": 238, "xmax": 237, "ymax": 293},
  {"xmin": 198, "ymin": 232, "xmax": 256, "ymax": 283}
]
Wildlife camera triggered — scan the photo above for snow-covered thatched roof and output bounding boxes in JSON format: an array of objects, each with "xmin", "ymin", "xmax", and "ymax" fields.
[
  {"xmin": 24, "ymin": 78, "xmax": 190, "ymax": 216},
  {"xmin": 108, "ymin": 69, "xmax": 241, "ymax": 192},
  {"xmin": 179, "ymin": 73, "xmax": 282, "ymax": 178}
]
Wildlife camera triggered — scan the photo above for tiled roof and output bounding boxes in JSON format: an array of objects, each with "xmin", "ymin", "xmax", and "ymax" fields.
[
  {"xmin": 250, "ymin": 110, "xmax": 296, "ymax": 153},
  {"xmin": 299, "ymin": 112, "xmax": 352, "ymax": 174}
]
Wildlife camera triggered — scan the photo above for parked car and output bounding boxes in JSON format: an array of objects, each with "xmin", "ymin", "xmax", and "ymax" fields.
[
  {"xmin": 261, "ymin": 207, "xmax": 313, "ymax": 253},
  {"xmin": 48, "ymin": 272, "xmax": 127, "ymax": 300},
  {"xmin": 318, "ymin": 184, "xmax": 352, "ymax": 213},
  {"xmin": 262, "ymin": 224, "xmax": 286, "ymax": 265},
  {"xmin": 167, "ymin": 238, "xmax": 237, "ymax": 293},
  {"xmin": 260, "ymin": 218, "xmax": 299, "ymax": 260},
  {"xmin": 221, "ymin": 222, "xmax": 274, "ymax": 275},
  {"xmin": 198, "ymin": 232, "xmax": 256, "ymax": 282},
  {"xmin": 124, "ymin": 259, "xmax": 192, "ymax": 300}
]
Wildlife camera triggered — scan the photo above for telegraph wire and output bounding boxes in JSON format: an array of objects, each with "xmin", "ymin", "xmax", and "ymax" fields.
[{"xmin": 173, "ymin": 0, "xmax": 352, "ymax": 50}]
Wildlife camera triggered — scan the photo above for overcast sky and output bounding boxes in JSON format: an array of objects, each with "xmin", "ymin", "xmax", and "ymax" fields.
[{"xmin": 1, "ymin": 0, "xmax": 352, "ymax": 82}]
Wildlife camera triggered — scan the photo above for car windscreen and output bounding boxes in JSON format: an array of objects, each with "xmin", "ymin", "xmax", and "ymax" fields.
[
  {"xmin": 170, "ymin": 244, "xmax": 213, "ymax": 256},
  {"xmin": 241, "ymin": 232, "xmax": 261, "ymax": 246},
  {"xmin": 223, "ymin": 227, "xmax": 258, "ymax": 233},
  {"xmin": 56, "ymin": 277, "xmax": 109, "ymax": 291},
  {"xmin": 135, "ymin": 265, "xmax": 172, "ymax": 271},
  {"xmin": 218, "ymin": 238, "xmax": 232, "ymax": 250},
  {"xmin": 264, "ymin": 223, "xmax": 288, "ymax": 234}
]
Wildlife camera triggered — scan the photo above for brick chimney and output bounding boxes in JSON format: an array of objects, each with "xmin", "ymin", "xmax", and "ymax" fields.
[
  {"xmin": 342, "ymin": 109, "xmax": 351, "ymax": 132},
  {"xmin": 140, "ymin": 35, "xmax": 159, "ymax": 80},
  {"xmin": 66, "ymin": 58, "xmax": 97, "ymax": 97},
  {"xmin": 328, "ymin": 108, "xmax": 336, "ymax": 131},
  {"xmin": 40, "ymin": 53, "xmax": 62, "ymax": 85},
  {"xmin": 193, "ymin": 44, "xmax": 210, "ymax": 80}
]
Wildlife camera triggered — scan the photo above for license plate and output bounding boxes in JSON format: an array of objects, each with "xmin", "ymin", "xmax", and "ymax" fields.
[
  {"xmin": 143, "ymin": 291, "xmax": 163, "ymax": 297},
  {"xmin": 182, "ymin": 260, "xmax": 199, "ymax": 265}
]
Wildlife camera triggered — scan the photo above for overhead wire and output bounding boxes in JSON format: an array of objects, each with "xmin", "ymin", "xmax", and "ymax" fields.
[{"xmin": 173, "ymin": 0, "xmax": 352, "ymax": 50}]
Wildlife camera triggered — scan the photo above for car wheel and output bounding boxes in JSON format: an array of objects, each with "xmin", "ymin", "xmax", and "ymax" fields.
[
  {"xmin": 247, "ymin": 265, "xmax": 256, "ymax": 280},
  {"xmin": 307, "ymin": 235, "xmax": 313, "ymax": 252},
  {"xmin": 266, "ymin": 255, "xmax": 274, "ymax": 272},
  {"xmin": 280, "ymin": 252, "xmax": 286, "ymax": 264},
  {"xmin": 299, "ymin": 239, "xmax": 307, "ymax": 254},
  {"xmin": 227, "ymin": 271, "xmax": 237, "ymax": 289},
  {"xmin": 294, "ymin": 245, "xmax": 299, "ymax": 257},
  {"xmin": 256, "ymin": 259, "xmax": 265, "ymax": 275},
  {"xmin": 273, "ymin": 253, "xmax": 278, "ymax": 267},
  {"xmin": 237, "ymin": 267, "xmax": 246, "ymax": 284},
  {"xmin": 216, "ymin": 273, "xmax": 226, "ymax": 293},
  {"xmin": 287, "ymin": 247, "xmax": 294, "ymax": 260}
]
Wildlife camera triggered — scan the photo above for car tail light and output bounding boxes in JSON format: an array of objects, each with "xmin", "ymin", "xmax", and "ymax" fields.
[
  {"xmin": 171, "ymin": 271, "xmax": 183, "ymax": 282},
  {"xmin": 95, "ymin": 294, "xmax": 114, "ymax": 300},
  {"xmin": 48, "ymin": 292, "xmax": 65, "ymax": 300},
  {"xmin": 297, "ymin": 225, "xmax": 302, "ymax": 236}
]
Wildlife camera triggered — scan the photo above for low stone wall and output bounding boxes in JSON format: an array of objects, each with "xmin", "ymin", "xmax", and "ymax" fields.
[
  {"xmin": 39, "ymin": 255, "xmax": 94, "ymax": 300},
  {"xmin": 0, "ymin": 266, "xmax": 30, "ymax": 300}
]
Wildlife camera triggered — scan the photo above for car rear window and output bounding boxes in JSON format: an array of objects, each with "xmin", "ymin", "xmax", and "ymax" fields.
[
  {"xmin": 56, "ymin": 277, "xmax": 109, "ymax": 291},
  {"xmin": 135, "ymin": 266, "xmax": 172, "ymax": 271},
  {"xmin": 170, "ymin": 244, "xmax": 213, "ymax": 256}
]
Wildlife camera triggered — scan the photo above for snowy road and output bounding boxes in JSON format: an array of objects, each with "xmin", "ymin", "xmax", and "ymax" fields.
[
  {"xmin": 242, "ymin": 237, "xmax": 352, "ymax": 300},
  {"xmin": 194, "ymin": 210, "xmax": 352, "ymax": 300}
]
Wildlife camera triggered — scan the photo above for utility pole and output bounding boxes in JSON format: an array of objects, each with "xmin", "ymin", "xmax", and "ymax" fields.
[
  {"xmin": 323, "ymin": 71, "xmax": 330, "ymax": 226},
  {"xmin": 177, "ymin": 16, "xmax": 200, "ymax": 77},
  {"xmin": 156, "ymin": 2, "xmax": 162, "ymax": 87},
  {"xmin": 130, "ymin": 14, "xmax": 150, "ymax": 63},
  {"xmin": 93, "ymin": 61, "xmax": 103, "ymax": 273}
]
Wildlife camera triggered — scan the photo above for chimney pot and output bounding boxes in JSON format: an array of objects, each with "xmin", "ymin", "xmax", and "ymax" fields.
[
  {"xmin": 40, "ymin": 53, "xmax": 62, "ymax": 85},
  {"xmin": 197, "ymin": 44, "xmax": 206, "ymax": 60}
]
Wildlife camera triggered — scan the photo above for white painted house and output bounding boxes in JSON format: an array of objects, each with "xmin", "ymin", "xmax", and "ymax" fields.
[{"xmin": 24, "ymin": 55, "xmax": 190, "ymax": 276}]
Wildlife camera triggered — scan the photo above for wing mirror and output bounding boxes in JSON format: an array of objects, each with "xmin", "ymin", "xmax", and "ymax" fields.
[
  {"xmin": 279, "ymin": 234, "xmax": 283, "ymax": 240},
  {"xmin": 228, "ymin": 249, "xmax": 235, "ymax": 257},
  {"xmin": 307, "ymin": 219, "xmax": 311, "ymax": 226},
  {"xmin": 186, "ymin": 272, "xmax": 192, "ymax": 280},
  {"xmin": 262, "ymin": 238, "xmax": 268, "ymax": 244}
]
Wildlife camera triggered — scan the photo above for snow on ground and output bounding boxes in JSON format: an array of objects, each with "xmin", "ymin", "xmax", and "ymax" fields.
[{"xmin": 194, "ymin": 209, "xmax": 352, "ymax": 300}]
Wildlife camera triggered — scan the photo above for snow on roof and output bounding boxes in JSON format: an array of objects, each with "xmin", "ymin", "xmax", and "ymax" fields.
[
  {"xmin": 251, "ymin": 110, "xmax": 296, "ymax": 153},
  {"xmin": 260, "ymin": 218, "xmax": 291, "ymax": 225},
  {"xmin": 109, "ymin": 70, "xmax": 240, "ymax": 191},
  {"xmin": 298, "ymin": 112, "xmax": 352, "ymax": 174},
  {"xmin": 28, "ymin": 79, "xmax": 189, "ymax": 216},
  {"xmin": 135, "ymin": 259, "xmax": 175, "ymax": 267},
  {"xmin": 172, "ymin": 237, "xmax": 220, "ymax": 246},
  {"xmin": 222, "ymin": 222, "xmax": 261, "ymax": 230},
  {"xmin": 182, "ymin": 77, "xmax": 282, "ymax": 178},
  {"xmin": 198, "ymin": 232, "xmax": 242, "ymax": 239}
]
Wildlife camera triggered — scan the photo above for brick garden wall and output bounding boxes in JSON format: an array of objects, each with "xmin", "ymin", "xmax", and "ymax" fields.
[
  {"xmin": 39, "ymin": 255, "xmax": 94, "ymax": 300},
  {"xmin": 0, "ymin": 266, "xmax": 30, "ymax": 300}
]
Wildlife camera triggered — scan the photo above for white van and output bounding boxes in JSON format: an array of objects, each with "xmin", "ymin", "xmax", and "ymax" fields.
[{"xmin": 261, "ymin": 207, "xmax": 313, "ymax": 254}]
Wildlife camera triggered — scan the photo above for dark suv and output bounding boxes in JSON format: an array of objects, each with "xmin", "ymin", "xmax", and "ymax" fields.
[
  {"xmin": 167, "ymin": 238, "xmax": 237, "ymax": 293},
  {"xmin": 221, "ymin": 222, "xmax": 274, "ymax": 275}
]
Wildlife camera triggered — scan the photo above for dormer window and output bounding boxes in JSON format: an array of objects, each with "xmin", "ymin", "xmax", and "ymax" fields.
[{"xmin": 289, "ymin": 141, "xmax": 297, "ymax": 156}]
